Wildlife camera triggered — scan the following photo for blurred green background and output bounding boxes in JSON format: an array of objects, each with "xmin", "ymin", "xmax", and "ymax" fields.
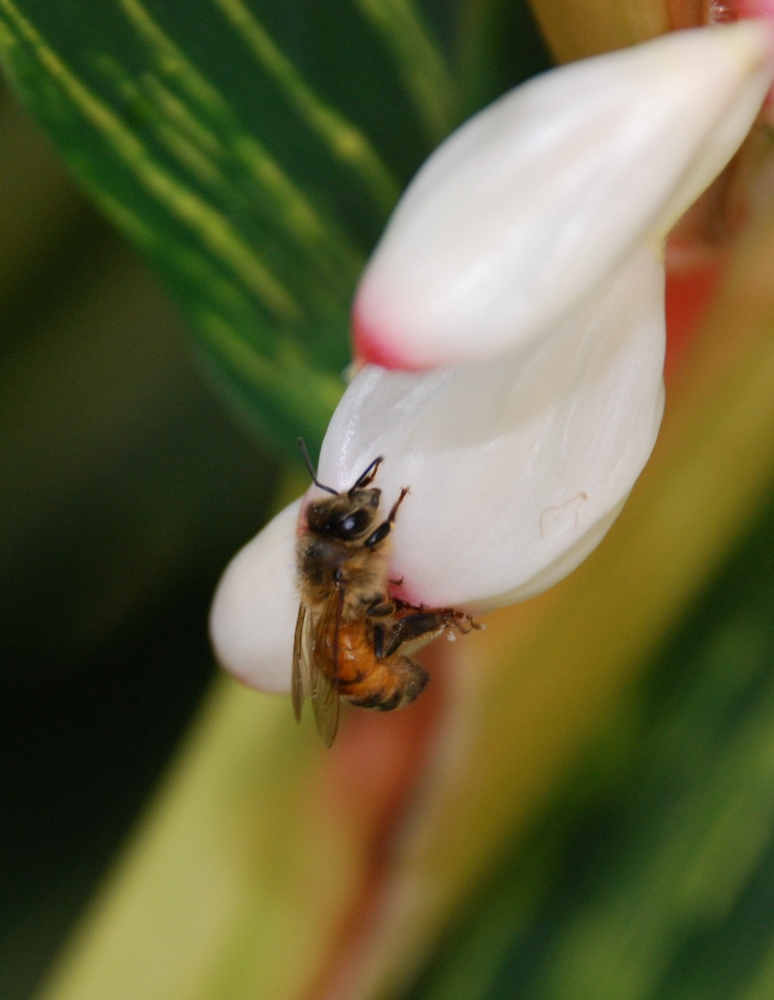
[
  {"xmin": 5, "ymin": 3, "xmax": 774, "ymax": 1000},
  {"xmin": 403, "ymin": 492, "xmax": 774, "ymax": 1000},
  {"xmin": 0, "ymin": 75, "xmax": 281, "ymax": 996}
]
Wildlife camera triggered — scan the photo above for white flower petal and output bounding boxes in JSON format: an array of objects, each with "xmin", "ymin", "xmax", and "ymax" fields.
[
  {"xmin": 209, "ymin": 500, "xmax": 299, "ymax": 692},
  {"xmin": 323, "ymin": 246, "xmax": 665, "ymax": 610},
  {"xmin": 354, "ymin": 22, "xmax": 774, "ymax": 370}
]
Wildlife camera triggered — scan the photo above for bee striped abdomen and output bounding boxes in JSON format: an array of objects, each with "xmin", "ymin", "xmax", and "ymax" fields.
[{"xmin": 332, "ymin": 622, "xmax": 429, "ymax": 711}]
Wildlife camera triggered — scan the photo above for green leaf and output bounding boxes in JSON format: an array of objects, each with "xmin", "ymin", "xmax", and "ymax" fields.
[{"xmin": 0, "ymin": 0, "xmax": 549, "ymax": 457}]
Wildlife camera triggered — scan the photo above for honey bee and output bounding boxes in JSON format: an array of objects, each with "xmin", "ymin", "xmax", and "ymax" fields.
[{"xmin": 293, "ymin": 439, "xmax": 479, "ymax": 747}]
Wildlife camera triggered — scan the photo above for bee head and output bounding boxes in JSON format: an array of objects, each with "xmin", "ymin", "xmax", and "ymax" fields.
[{"xmin": 306, "ymin": 487, "xmax": 381, "ymax": 542}]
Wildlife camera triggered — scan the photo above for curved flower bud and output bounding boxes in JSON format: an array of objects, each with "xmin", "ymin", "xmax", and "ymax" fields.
[
  {"xmin": 211, "ymin": 21, "xmax": 774, "ymax": 692},
  {"xmin": 354, "ymin": 22, "xmax": 774, "ymax": 370}
]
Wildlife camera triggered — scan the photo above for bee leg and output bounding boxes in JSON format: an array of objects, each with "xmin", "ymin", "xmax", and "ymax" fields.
[
  {"xmin": 373, "ymin": 622, "xmax": 386, "ymax": 659},
  {"xmin": 365, "ymin": 599, "xmax": 396, "ymax": 617},
  {"xmin": 364, "ymin": 487, "xmax": 410, "ymax": 548},
  {"xmin": 382, "ymin": 612, "xmax": 442, "ymax": 657},
  {"xmin": 454, "ymin": 612, "xmax": 483, "ymax": 634},
  {"xmin": 391, "ymin": 596, "xmax": 420, "ymax": 611},
  {"xmin": 350, "ymin": 455, "xmax": 384, "ymax": 493},
  {"xmin": 383, "ymin": 609, "xmax": 473, "ymax": 657}
]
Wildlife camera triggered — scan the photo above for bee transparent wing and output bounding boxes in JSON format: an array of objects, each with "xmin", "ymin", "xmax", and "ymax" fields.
[
  {"xmin": 311, "ymin": 667, "xmax": 340, "ymax": 748},
  {"xmin": 310, "ymin": 585, "xmax": 345, "ymax": 748},
  {"xmin": 291, "ymin": 602, "xmax": 307, "ymax": 723}
]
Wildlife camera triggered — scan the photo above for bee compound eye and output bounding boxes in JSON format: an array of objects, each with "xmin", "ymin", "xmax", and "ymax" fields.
[{"xmin": 335, "ymin": 508, "xmax": 371, "ymax": 539}]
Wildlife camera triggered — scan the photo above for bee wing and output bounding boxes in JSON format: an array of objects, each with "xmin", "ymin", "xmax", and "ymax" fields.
[
  {"xmin": 291, "ymin": 602, "xmax": 308, "ymax": 723},
  {"xmin": 311, "ymin": 667, "xmax": 340, "ymax": 748},
  {"xmin": 292, "ymin": 600, "xmax": 320, "ymax": 720},
  {"xmin": 309, "ymin": 585, "xmax": 344, "ymax": 748}
]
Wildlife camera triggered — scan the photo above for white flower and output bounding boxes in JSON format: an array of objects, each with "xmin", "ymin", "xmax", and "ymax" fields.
[{"xmin": 211, "ymin": 22, "xmax": 774, "ymax": 693}]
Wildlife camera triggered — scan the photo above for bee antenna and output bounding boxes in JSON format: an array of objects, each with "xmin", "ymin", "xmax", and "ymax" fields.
[{"xmin": 297, "ymin": 438, "xmax": 338, "ymax": 495}]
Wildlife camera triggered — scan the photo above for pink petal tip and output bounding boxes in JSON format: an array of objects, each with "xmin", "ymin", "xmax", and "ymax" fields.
[
  {"xmin": 737, "ymin": 0, "xmax": 774, "ymax": 23},
  {"xmin": 352, "ymin": 295, "xmax": 430, "ymax": 372}
]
